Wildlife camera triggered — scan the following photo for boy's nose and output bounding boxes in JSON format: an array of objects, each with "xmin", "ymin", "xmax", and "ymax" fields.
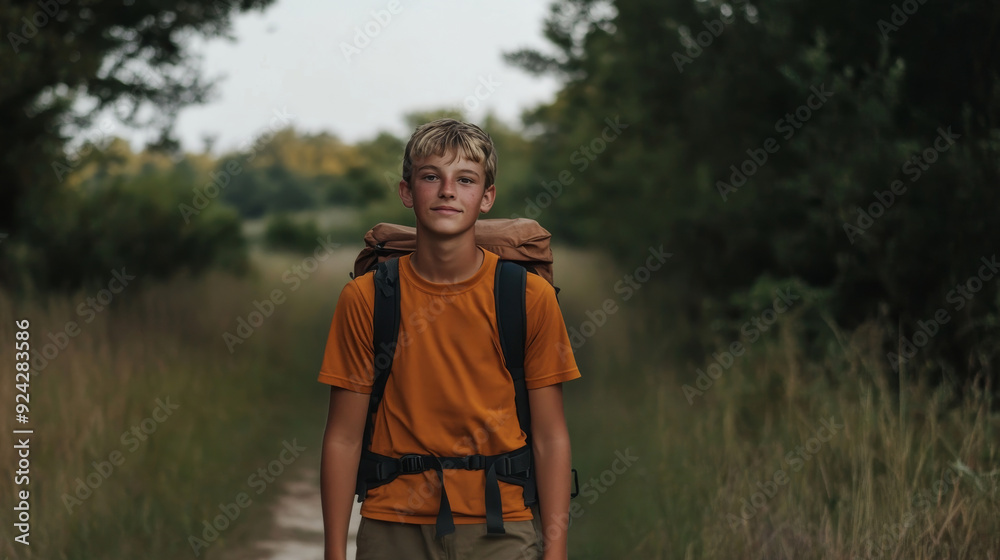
[{"xmin": 438, "ymin": 180, "xmax": 457, "ymax": 197}]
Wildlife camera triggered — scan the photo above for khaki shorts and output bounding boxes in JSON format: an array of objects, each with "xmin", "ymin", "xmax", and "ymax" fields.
[{"xmin": 356, "ymin": 516, "xmax": 544, "ymax": 560}]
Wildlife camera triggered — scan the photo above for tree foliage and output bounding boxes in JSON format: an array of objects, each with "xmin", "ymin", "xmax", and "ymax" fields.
[
  {"xmin": 0, "ymin": 0, "xmax": 414, "ymax": 292},
  {"xmin": 0, "ymin": 0, "xmax": 274, "ymax": 253},
  {"xmin": 216, "ymin": 128, "xmax": 391, "ymax": 217},
  {"xmin": 9, "ymin": 162, "xmax": 248, "ymax": 294},
  {"xmin": 508, "ymin": 0, "xmax": 1000, "ymax": 389}
]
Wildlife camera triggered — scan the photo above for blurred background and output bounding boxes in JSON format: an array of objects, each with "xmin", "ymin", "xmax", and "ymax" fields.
[{"xmin": 1, "ymin": 0, "xmax": 999, "ymax": 558}]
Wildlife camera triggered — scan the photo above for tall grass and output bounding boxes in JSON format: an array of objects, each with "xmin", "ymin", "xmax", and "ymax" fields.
[
  {"xmin": 0, "ymin": 246, "xmax": 359, "ymax": 559},
  {"xmin": 552, "ymin": 247, "xmax": 999, "ymax": 559}
]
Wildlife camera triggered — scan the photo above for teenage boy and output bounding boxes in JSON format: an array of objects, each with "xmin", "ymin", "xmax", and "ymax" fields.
[{"xmin": 318, "ymin": 118, "xmax": 580, "ymax": 560}]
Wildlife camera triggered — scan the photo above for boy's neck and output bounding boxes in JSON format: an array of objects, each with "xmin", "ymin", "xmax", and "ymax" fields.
[{"xmin": 409, "ymin": 229, "xmax": 484, "ymax": 284}]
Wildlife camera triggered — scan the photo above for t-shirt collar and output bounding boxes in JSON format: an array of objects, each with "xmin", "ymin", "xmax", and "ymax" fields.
[{"xmin": 400, "ymin": 246, "xmax": 496, "ymax": 295}]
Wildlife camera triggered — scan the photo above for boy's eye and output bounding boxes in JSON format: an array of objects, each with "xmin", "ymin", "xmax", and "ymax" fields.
[{"xmin": 420, "ymin": 174, "xmax": 475, "ymax": 184}]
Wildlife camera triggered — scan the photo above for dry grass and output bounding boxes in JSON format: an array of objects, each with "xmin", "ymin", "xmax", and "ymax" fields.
[
  {"xmin": 0, "ymin": 245, "xmax": 360, "ymax": 559},
  {"xmin": 557, "ymin": 276, "xmax": 1000, "ymax": 559}
]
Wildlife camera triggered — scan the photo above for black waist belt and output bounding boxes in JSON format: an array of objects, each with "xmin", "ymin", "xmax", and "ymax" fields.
[{"xmin": 357, "ymin": 444, "xmax": 534, "ymax": 538}]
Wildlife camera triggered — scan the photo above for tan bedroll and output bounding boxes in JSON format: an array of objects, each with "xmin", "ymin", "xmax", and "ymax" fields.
[{"xmin": 353, "ymin": 218, "xmax": 555, "ymax": 286}]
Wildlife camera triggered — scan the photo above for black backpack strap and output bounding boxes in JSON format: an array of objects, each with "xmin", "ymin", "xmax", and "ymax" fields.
[
  {"xmin": 356, "ymin": 258, "xmax": 400, "ymax": 499},
  {"xmin": 369, "ymin": 258, "xmax": 400, "ymax": 424},
  {"xmin": 495, "ymin": 260, "xmax": 530, "ymax": 442},
  {"xmin": 494, "ymin": 260, "xmax": 537, "ymax": 512}
]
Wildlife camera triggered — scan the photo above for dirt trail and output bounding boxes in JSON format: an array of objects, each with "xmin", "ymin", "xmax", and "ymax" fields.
[{"xmin": 237, "ymin": 464, "xmax": 361, "ymax": 560}]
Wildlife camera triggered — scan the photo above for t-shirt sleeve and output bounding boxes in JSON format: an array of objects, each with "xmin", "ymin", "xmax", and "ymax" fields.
[
  {"xmin": 523, "ymin": 275, "xmax": 581, "ymax": 390},
  {"xmin": 317, "ymin": 280, "xmax": 375, "ymax": 394}
]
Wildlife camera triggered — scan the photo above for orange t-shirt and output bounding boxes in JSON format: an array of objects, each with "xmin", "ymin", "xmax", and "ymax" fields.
[{"xmin": 317, "ymin": 246, "xmax": 581, "ymax": 525}]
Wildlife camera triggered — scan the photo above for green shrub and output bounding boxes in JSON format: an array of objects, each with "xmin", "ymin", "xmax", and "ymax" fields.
[
  {"xmin": 0, "ymin": 170, "xmax": 248, "ymax": 296},
  {"xmin": 263, "ymin": 213, "xmax": 323, "ymax": 253}
]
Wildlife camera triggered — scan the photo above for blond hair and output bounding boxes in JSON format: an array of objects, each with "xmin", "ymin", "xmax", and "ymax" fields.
[{"xmin": 402, "ymin": 118, "xmax": 498, "ymax": 187}]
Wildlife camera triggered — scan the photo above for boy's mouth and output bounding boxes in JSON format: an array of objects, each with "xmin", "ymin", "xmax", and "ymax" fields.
[{"xmin": 431, "ymin": 206, "xmax": 462, "ymax": 214}]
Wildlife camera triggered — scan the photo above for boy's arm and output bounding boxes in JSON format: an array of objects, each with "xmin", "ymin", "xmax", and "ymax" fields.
[
  {"xmin": 529, "ymin": 383, "xmax": 572, "ymax": 560},
  {"xmin": 320, "ymin": 386, "xmax": 370, "ymax": 560}
]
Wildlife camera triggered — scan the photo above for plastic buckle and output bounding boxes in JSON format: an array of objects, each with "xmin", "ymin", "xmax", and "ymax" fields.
[
  {"xmin": 399, "ymin": 454, "xmax": 425, "ymax": 474},
  {"xmin": 570, "ymin": 468, "xmax": 580, "ymax": 499},
  {"xmin": 464, "ymin": 455, "xmax": 486, "ymax": 470}
]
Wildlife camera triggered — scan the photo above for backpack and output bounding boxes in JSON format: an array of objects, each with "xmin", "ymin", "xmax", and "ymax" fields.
[{"xmin": 349, "ymin": 218, "xmax": 577, "ymax": 538}]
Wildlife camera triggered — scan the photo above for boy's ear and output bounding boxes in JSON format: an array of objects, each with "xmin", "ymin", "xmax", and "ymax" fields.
[
  {"xmin": 479, "ymin": 183, "xmax": 496, "ymax": 214},
  {"xmin": 398, "ymin": 179, "xmax": 413, "ymax": 208}
]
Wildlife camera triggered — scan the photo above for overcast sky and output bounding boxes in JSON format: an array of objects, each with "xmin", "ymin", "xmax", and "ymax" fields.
[{"xmin": 166, "ymin": 0, "xmax": 562, "ymax": 154}]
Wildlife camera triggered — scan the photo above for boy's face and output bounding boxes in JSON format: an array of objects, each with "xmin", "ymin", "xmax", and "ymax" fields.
[{"xmin": 399, "ymin": 150, "xmax": 495, "ymax": 237}]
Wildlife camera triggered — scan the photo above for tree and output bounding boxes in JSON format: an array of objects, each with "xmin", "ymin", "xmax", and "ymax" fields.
[
  {"xmin": 0, "ymin": 0, "xmax": 275, "ymax": 235},
  {"xmin": 507, "ymin": 0, "xmax": 1000, "ymax": 389}
]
